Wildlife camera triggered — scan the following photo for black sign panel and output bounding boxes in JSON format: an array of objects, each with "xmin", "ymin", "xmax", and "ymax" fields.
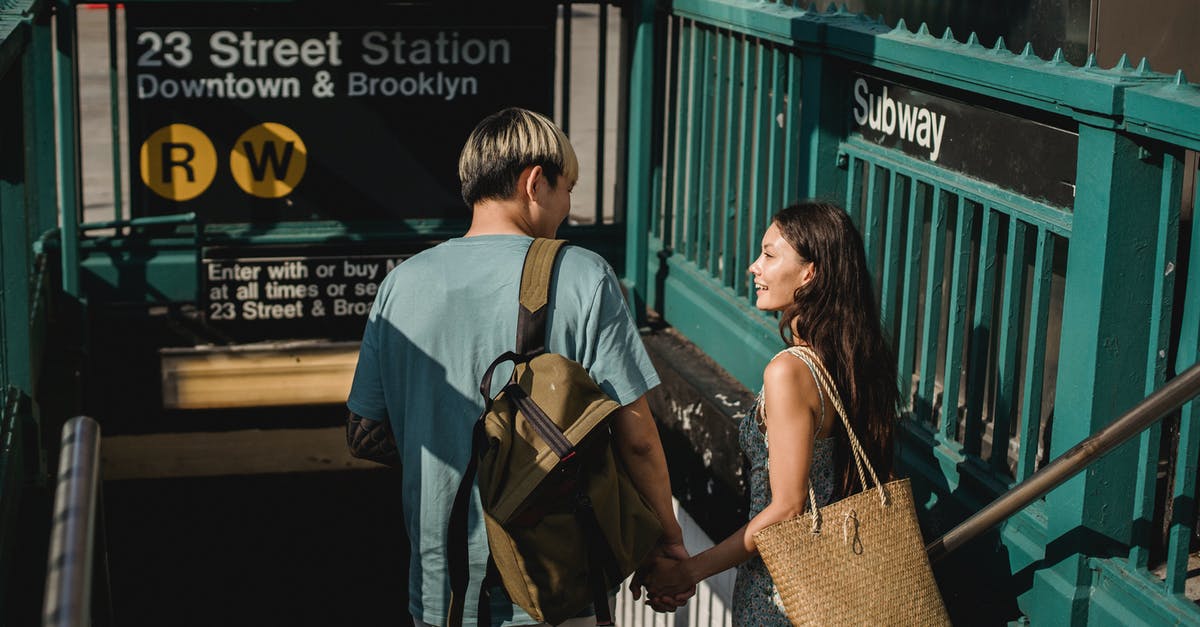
[
  {"xmin": 848, "ymin": 74, "xmax": 1078, "ymax": 209},
  {"xmin": 127, "ymin": 3, "xmax": 556, "ymax": 222}
]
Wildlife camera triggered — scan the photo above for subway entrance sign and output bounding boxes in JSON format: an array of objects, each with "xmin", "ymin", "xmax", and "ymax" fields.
[{"xmin": 126, "ymin": 3, "xmax": 555, "ymax": 222}]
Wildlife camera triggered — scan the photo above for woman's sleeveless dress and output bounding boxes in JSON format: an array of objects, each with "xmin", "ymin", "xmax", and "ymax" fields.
[{"xmin": 732, "ymin": 347, "xmax": 837, "ymax": 626}]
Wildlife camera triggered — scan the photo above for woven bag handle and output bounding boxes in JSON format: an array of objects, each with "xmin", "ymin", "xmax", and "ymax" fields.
[{"xmin": 791, "ymin": 346, "xmax": 888, "ymax": 509}]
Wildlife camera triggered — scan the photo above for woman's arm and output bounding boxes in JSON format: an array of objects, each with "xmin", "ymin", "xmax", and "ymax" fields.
[{"xmin": 644, "ymin": 354, "xmax": 824, "ymax": 596}]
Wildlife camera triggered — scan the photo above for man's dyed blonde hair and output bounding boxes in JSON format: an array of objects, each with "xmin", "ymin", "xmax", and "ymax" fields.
[{"xmin": 458, "ymin": 107, "xmax": 579, "ymax": 208}]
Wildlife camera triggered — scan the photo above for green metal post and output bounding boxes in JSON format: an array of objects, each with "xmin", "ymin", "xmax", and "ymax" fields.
[
  {"xmin": 54, "ymin": 0, "xmax": 81, "ymax": 298},
  {"xmin": 1026, "ymin": 126, "xmax": 1164, "ymax": 625},
  {"xmin": 0, "ymin": 70, "xmax": 31, "ymax": 395},
  {"xmin": 797, "ymin": 53, "xmax": 845, "ymax": 201},
  {"xmin": 622, "ymin": 0, "xmax": 656, "ymax": 318},
  {"xmin": 26, "ymin": 8, "xmax": 57, "ymax": 240}
]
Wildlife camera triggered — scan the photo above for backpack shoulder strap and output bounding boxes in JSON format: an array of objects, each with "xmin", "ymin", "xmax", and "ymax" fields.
[{"xmin": 515, "ymin": 238, "xmax": 567, "ymax": 355}]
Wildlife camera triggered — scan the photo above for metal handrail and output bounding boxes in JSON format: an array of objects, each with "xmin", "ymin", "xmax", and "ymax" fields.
[
  {"xmin": 927, "ymin": 361, "xmax": 1200, "ymax": 562},
  {"xmin": 42, "ymin": 416, "xmax": 102, "ymax": 627}
]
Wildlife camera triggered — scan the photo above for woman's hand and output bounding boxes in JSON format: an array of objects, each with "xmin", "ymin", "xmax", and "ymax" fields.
[
  {"xmin": 643, "ymin": 554, "xmax": 698, "ymax": 599},
  {"xmin": 631, "ymin": 540, "xmax": 695, "ymax": 612}
]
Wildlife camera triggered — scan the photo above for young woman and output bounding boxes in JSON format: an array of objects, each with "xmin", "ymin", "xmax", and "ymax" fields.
[{"xmin": 642, "ymin": 201, "xmax": 899, "ymax": 624}]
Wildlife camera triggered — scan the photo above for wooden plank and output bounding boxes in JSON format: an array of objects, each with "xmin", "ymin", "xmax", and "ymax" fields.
[{"xmin": 161, "ymin": 345, "xmax": 358, "ymax": 409}]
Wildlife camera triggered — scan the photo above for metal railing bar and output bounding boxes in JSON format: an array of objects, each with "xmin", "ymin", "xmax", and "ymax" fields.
[
  {"xmin": 940, "ymin": 195, "xmax": 975, "ymax": 442},
  {"xmin": 703, "ymin": 29, "xmax": 727, "ymax": 277},
  {"xmin": 719, "ymin": 35, "xmax": 743, "ymax": 290},
  {"xmin": 927, "ymin": 361, "xmax": 1200, "ymax": 563},
  {"xmin": 657, "ymin": 15, "xmax": 680, "ymax": 244},
  {"xmin": 896, "ymin": 180, "xmax": 925, "ymax": 411},
  {"xmin": 668, "ymin": 18, "xmax": 691, "ymax": 253},
  {"xmin": 991, "ymin": 219, "xmax": 1028, "ymax": 475},
  {"xmin": 1130, "ymin": 151, "xmax": 1184, "ymax": 569},
  {"xmin": 732, "ymin": 36, "xmax": 754, "ymax": 298},
  {"xmin": 746, "ymin": 40, "xmax": 771, "ymax": 307},
  {"xmin": 963, "ymin": 206, "xmax": 999, "ymax": 457},
  {"xmin": 684, "ymin": 25, "xmax": 711, "ymax": 263},
  {"xmin": 861, "ymin": 162, "xmax": 883, "ymax": 278},
  {"xmin": 916, "ymin": 186, "xmax": 947, "ymax": 426},
  {"xmin": 764, "ymin": 46, "xmax": 785, "ymax": 235},
  {"xmin": 780, "ymin": 50, "xmax": 801, "ymax": 204},
  {"xmin": 43, "ymin": 416, "xmax": 102, "ymax": 627},
  {"xmin": 878, "ymin": 170, "xmax": 903, "ymax": 330},
  {"xmin": 1016, "ymin": 228, "xmax": 1054, "ymax": 482},
  {"xmin": 55, "ymin": 0, "xmax": 82, "ymax": 297}
]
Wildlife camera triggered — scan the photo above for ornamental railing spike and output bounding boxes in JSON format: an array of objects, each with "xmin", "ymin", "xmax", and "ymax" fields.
[
  {"xmin": 941, "ymin": 26, "xmax": 955, "ymax": 42},
  {"xmin": 1020, "ymin": 42, "xmax": 1035, "ymax": 59},
  {"xmin": 893, "ymin": 17, "xmax": 908, "ymax": 33},
  {"xmin": 1050, "ymin": 48, "xmax": 1065, "ymax": 64},
  {"xmin": 1083, "ymin": 53, "xmax": 1097, "ymax": 69},
  {"xmin": 825, "ymin": 2, "xmax": 837, "ymax": 14},
  {"xmin": 992, "ymin": 36, "xmax": 1007, "ymax": 54},
  {"xmin": 965, "ymin": 32, "xmax": 981, "ymax": 48},
  {"xmin": 916, "ymin": 22, "xmax": 931, "ymax": 37},
  {"xmin": 1136, "ymin": 57, "xmax": 1151, "ymax": 74},
  {"xmin": 1115, "ymin": 53, "xmax": 1132, "ymax": 71},
  {"xmin": 1174, "ymin": 69, "xmax": 1188, "ymax": 86}
]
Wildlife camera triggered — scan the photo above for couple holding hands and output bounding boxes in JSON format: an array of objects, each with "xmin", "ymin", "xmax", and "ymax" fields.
[{"xmin": 346, "ymin": 107, "xmax": 897, "ymax": 626}]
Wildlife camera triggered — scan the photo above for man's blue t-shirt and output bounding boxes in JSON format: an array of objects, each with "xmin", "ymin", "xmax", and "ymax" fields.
[{"xmin": 347, "ymin": 235, "xmax": 660, "ymax": 626}]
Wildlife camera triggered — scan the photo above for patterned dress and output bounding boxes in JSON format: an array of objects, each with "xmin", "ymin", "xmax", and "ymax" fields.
[{"xmin": 733, "ymin": 347, "xmax": 837, "ymax": 626}]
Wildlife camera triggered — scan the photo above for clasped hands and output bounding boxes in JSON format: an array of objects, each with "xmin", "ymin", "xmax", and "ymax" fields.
[{"xmin": 628, "ymin": 540, "xmax": 698, "ymax": 612}]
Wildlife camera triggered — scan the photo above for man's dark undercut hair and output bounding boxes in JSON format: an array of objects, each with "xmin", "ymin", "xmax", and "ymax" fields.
[{"xmin": 458, "ymin": 107, "xmax": 579, "ymax": 208}]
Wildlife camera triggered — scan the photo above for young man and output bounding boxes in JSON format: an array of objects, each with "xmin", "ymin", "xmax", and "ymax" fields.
[{"xmin": 346, "ymin": 108, "xmax": 689, "ymax": 626}]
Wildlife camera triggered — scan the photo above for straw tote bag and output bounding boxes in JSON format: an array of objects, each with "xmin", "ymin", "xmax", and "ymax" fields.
[{"xmin": 752, "ymin": 347, "xmax": 949, "ymax": 626}]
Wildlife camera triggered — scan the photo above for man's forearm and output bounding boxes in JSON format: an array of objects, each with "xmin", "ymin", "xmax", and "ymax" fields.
[
  {"xmin": 346, "ymin": 412, "xmax": 401, "ymax": 467},
  {"xmin": 610, "ymin": 396, "xmax": 683, "ymax": 543}
]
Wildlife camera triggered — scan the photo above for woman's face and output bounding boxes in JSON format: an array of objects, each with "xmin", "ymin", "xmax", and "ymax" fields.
[{"xmin": 748, "ymin": 222, "xmax": 814, "ymax": 312}]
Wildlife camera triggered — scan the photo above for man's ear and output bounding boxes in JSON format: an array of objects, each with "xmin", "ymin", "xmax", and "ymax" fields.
[{"xmin": 521, "ymin": 165, "xmax": 545, "ymax": 202}]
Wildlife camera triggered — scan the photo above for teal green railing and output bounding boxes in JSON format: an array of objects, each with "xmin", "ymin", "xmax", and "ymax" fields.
[
  {"xmin": 622, "ymin": 0, "xmax": 1200, "ymax": 624},
  {"xmin": 0, "ymin": 0, "xmax": 60, "ymax": 622}
]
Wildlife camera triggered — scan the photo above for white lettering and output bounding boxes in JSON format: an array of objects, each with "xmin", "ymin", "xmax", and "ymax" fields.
[
  {"xmin": 929, "ymin": 113, "xmax": 947, "ymax": 161},
  {"xmin": 852, "ymin": 78, "xmax": 868, "ymax": 126},
  {"xmin": 851, "ymin": 78, "xmax": 949, "ymax": 163},
  {"xmin": 362, "ymin": 31, "xmax": 388, "ymax": 66},
  {"xmin": 210, "ymin": 31, "xmax": 239, "ymax": 68}
]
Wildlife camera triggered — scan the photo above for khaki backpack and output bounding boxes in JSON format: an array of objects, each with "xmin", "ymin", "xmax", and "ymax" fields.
[{"xmin": 446, "ymin": 238, "xmax": 663, "ymax": 626}]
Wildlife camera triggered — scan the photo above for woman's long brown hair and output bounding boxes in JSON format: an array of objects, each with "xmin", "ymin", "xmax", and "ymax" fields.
[{"xmin": 772, "ymin": 201, "xmax": 899, "ymax": 497}]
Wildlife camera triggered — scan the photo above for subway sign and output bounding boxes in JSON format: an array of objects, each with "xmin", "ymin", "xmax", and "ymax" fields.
[
  {"xmin": 848, "ymin": 73, "xmax": 1078, "ymax": 209},
  {"xmin": 126, "ymin": 3, "xmax": 556, "ymax": 222}
]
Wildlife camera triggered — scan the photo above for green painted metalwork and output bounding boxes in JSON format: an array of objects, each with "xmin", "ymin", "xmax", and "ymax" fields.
[
  {"xmin": 915, "ymin": 187, "xmax": 946, "ymax": 427},
  {"xmin": 1030, "ymin": 125, "xmax": 1163, "ymax": 624},
  {"xmin": 963, "ymin": 207, "xmax": 998, "ymax": 458},
  {"xmin": 1164, "ymin": 165, "xmax": 1200, "ymax": 596},
  {"xmin": 894, "ymin": 178, "xmax": 924, "ymax": 410},
  {"xmin": 991, "ymin": 219, "xmax": 1027, "ymax": 475},
  {"xmin": 940, "ymin": 195, "xmax": 974, "ymax": 443},
  {"xmin": 55, "ymin": 0, "xmax": 81, "ymax": 298},
  {"xmin": 1127, "ymin": 152, "xmax": 1182, "ymax": 570},
  {"xmin": 623, "ymin": 0, "xmax": 655, "ymax": 315},
  {"xmin": 1016, "ymin": 229, "xmax": 1055, "ymax": 483}
]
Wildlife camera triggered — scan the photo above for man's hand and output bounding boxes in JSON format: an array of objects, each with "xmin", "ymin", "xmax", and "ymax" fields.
[{"xmin": 630, "ymin": 540, "xmax": 695, "ymax": 612}]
